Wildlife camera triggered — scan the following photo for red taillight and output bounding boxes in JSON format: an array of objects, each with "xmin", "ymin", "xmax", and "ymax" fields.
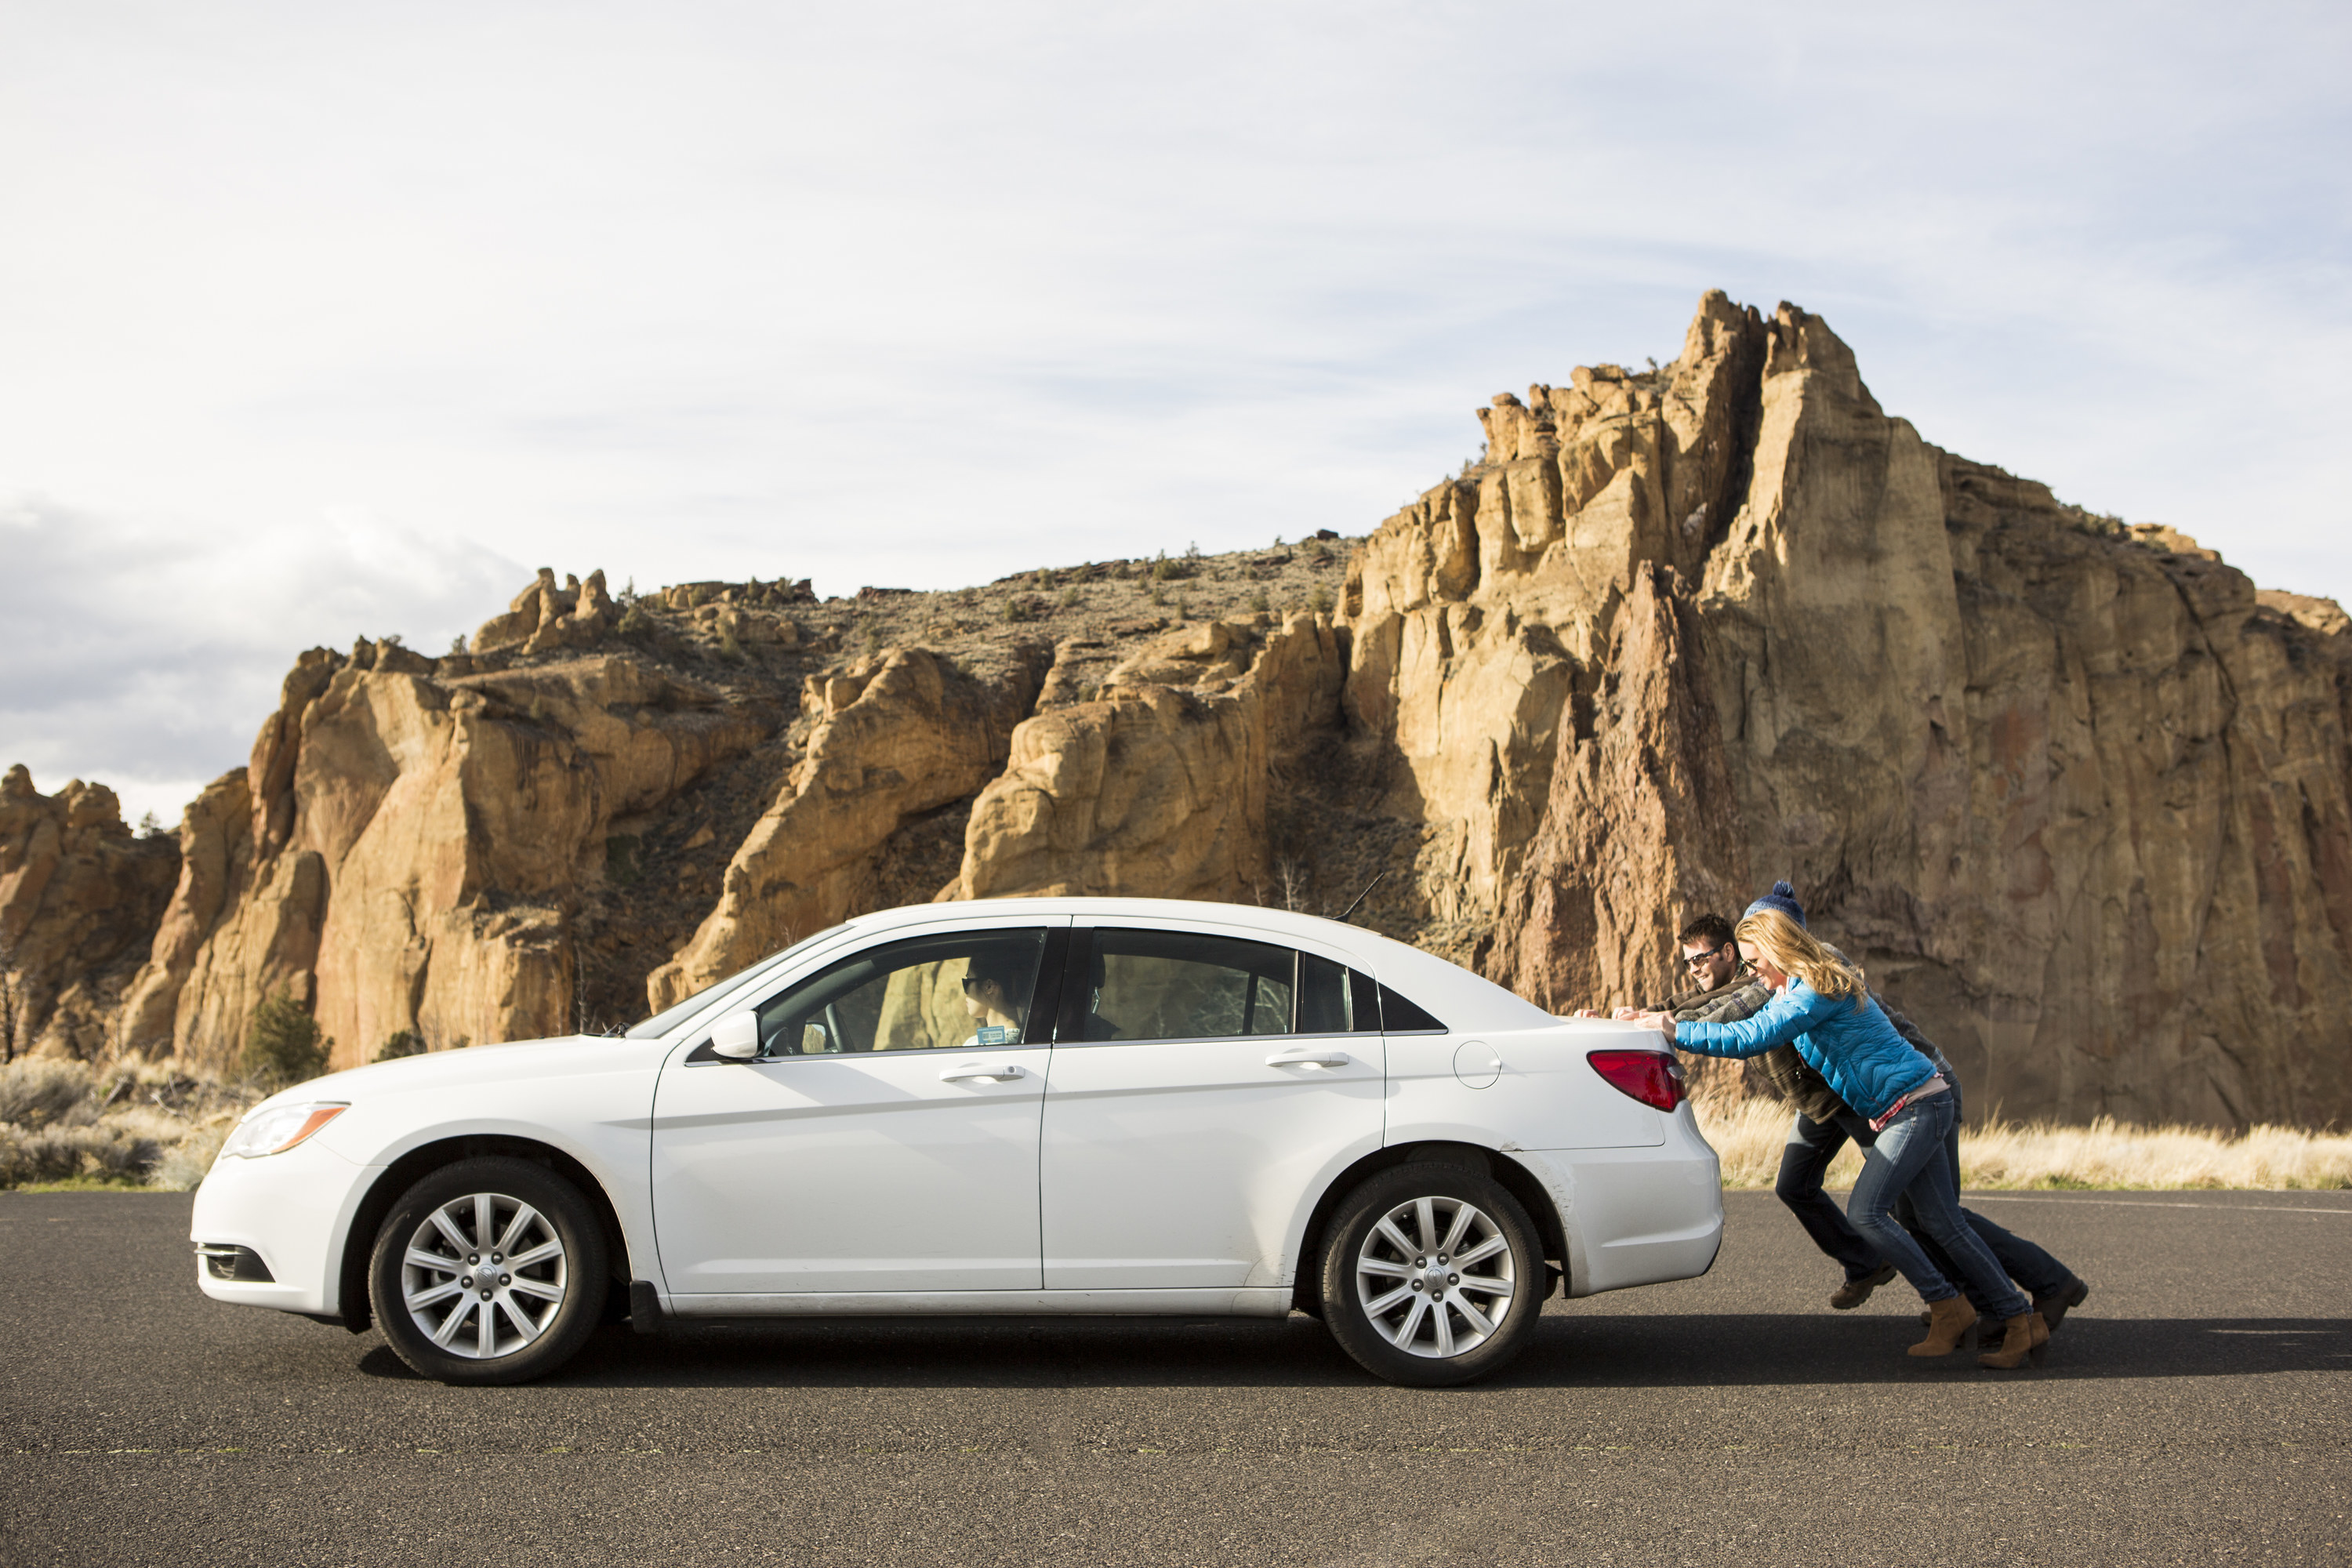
[{"xmin": 1587, "ymin": 1049, "xmax": 1686, "ymax": 1112}]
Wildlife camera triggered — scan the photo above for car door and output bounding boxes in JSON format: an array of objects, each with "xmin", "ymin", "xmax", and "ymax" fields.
[
  {"xmin": 652, "ymin": 918, "xmax": 1063, "ymax": 1298},
  {"xmin": 1038, "ymin": 923, "xmax": 1384, "ymax": 1289}
]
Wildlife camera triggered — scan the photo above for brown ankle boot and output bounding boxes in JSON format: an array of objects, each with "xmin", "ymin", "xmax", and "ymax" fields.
[
  {"xmin": 1977, "ymin": 1310, "xmax": 2052, "ymax": 1370},
  {"xmin": 1909, "ymin": 1295, "xmax": 1976, "ymax": 1356}
]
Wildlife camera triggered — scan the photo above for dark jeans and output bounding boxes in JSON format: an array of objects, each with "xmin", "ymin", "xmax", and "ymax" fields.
[{"xmin": 1774, "ymin": 1091, "xmax": 2072, "ymax": 1313}]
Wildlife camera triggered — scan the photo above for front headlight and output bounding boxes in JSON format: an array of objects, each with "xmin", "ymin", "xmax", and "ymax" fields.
[{"xmin": 219, "ymin": 1102, "xmax": 348, "ymax": 1160}]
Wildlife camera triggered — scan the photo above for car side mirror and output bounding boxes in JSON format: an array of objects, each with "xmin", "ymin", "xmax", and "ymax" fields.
[{"xmin": 710, "ymin": 1011, "xmax": 762, "ymax": 1061}]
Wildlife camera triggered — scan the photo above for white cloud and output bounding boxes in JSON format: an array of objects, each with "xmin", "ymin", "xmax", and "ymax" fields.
[
  {"xmin": 0, "ymin": 0, "xmax": 2346, "ymax": 817},
  {"xmin": 0, "ymin": 499, "xmax": 524, "ymax": 826}
]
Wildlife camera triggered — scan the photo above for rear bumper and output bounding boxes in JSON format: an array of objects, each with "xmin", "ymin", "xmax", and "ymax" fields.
[{"xmin": 1529, "ymin": 1107, "xmax": 1723, "ymax": 1297}]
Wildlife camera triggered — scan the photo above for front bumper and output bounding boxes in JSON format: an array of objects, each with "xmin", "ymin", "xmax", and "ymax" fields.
[{"xmin": 188, "ymin": 1134, "xmax": 373, "ymax": 1318}]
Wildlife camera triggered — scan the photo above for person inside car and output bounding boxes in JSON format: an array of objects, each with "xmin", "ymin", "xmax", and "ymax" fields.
[{"xmin": 959, "ymin": 952, "xmax": 1032, "ymax": 1047}]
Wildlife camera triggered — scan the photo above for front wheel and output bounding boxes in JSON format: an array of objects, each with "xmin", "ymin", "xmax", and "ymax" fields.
[
  {"xmin": 1319, "ymin": 1164, "xmax": 1543, "ymax": 1386},
  {"xmin": 368, "ymin": 1156, "xmax": 608, "ymax": 1385}
]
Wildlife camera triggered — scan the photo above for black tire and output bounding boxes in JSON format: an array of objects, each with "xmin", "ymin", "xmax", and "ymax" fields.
[
  {"xmin": 1318, "ymin": 1163, "xmax": 1543, "ymax": 1387},
  {"xmin": 368, "ymin": 1156, "xmax": 608, "ymax": 1385}
]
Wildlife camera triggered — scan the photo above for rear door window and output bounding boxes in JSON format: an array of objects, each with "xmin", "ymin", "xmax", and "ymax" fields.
[{"xmin": 1067, "ymin": 928, "xmax": 1297, "ymax": 1043}]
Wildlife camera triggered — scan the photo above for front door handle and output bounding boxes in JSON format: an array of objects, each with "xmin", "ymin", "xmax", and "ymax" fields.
[
  {"xmin": 939, "ymin": 1060, "xmax": 1028, "ymax": 1083},
  {"xmin": 1265, "ymin": 1048, "xmax": 1352, "ymax": 1069}
]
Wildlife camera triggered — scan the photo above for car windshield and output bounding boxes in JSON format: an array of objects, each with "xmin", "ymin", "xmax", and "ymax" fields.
[{"xmin": 624, "ymin": 926, "xmax": 845, "ymax": 1039}]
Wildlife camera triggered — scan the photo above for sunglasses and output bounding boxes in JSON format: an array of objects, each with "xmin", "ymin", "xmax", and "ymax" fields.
[
  {"xmin": 1682, "ymin": 946, "xmax": 1731, "ymax": 968},
  {"xmin": 960, "ymin": 976, "xmax": 994, "ymax": 993}
]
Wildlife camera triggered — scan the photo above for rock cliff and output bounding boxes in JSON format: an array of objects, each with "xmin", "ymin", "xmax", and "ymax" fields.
[
  {"xmin": 114, "ymin": 636, "xmax": 778, "ymax": 1071},
  {"xmin": 0, "ymin": 768, "xmax": 179, "ymax": 1058},
  {"xmin": 1362, "ymin": 296, "xmax": 2352, "ymax": 1128},
  {"xmin": 8, "ymin": 291, "xmax": 2348, "ymax": 1127}
]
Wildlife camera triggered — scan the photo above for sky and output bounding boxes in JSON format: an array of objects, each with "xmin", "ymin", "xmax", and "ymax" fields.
[{"xmin": 4, "ymin": 0, "xmax": 2347, "ymax": 829}]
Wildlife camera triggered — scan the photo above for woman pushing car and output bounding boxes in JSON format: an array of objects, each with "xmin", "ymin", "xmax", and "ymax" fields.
[{"xmin": 1635, "ymin": 906, "xmax": 2052, "ymax": 1370}]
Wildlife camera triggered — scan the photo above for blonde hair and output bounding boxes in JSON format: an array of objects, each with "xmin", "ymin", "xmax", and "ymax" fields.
[{"xmin": 1734, "ymin": 909, "xmax": 1867, "ymax": 1007}]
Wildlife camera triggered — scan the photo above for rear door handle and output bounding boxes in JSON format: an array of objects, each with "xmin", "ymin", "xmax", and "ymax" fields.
[
  {"xmin": 1265, "ymin": 1048, "xmax": 1352, "ymax": 1069},
  {"xmin": 939, "ymin": 1060, "xmax": 1028, "ymax": 1083}
]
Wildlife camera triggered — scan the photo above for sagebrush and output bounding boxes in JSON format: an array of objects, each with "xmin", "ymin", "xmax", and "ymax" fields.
[{"xmin": 0, "ymin": 1058, "xmax": 255, "ymax": 1189}]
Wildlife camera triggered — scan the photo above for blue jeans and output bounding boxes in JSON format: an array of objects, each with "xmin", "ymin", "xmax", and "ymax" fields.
[
  {"xmin": 1879, "ymin": 1080, "xmax": 2071, "ymax": 1310},
  {"xmin": 1778, "ymin": 1101, "xmax": 2074, "ymax": 1309},
  {"xmin": 1846, "ymin": 1091, "xmax": 2031, "ymax": 1319}
]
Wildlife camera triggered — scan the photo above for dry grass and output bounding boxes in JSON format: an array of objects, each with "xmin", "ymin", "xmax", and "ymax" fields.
[
  {"xmin": 1697, "ymin": 1094, "xmax": 2352, "ymax": 1191},
  {"xmin": 0, "ymin": 1058, "xmax": 256, "ymax": 1190}
]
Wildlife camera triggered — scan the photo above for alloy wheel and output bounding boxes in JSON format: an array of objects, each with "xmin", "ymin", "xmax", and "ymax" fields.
[
  {"xmin": 1352, "ymin": 1194, "xmax": 1517, "ymax": 1358},
  {"xmin": 397, "ymin": 1191, "xmax": 569, "ymax": 1359}
]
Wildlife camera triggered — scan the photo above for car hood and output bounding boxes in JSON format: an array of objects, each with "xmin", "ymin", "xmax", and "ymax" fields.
[{"xmin": 243, "ymin": 1033, "xmax": 664, "ymax": 1116}]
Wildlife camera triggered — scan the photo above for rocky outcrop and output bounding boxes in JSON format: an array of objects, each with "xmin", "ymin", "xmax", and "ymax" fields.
[
  {"xmin": 1341, "ymin": 295, "xmax": 1771, "ymax": 927},
  {"xmin": 114, "ymin": 770, "xmax": 253, "ymax": 1057},
  {"xmin": 0, "ymin": 768, "xmax": 179, "ymax": 1058},
  {"xmin": 950, "ymin": 615, "xmax": 1345, "ymax": 903},
  {"xmin": 470, "ymin": 568, "xmax": 619, "ymax": 657},
  {"xmin": 1359, "ymin": 294, "xmax": 2352, "ymax": 1128},
  {"xmin": 645, "ymin": 646, "xmax": 1044, "ymax": 1009},
  {"xmin": 113, "ymin": 585, "xmax": 775, "ymax": 1072},
  {"xmin": 1490, "ymin": 563, "xmax": 1751, "ymax": 1017}
]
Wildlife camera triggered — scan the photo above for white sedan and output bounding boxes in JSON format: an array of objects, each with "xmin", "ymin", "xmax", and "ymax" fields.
[{"xmin": 192, "ymin": 898, "xmax": 1722, "ymax": 1386}]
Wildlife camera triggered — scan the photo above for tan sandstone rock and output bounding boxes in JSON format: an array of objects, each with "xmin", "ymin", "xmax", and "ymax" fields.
[
  {"xmin": 644, "ymin": 646, "xmax": 1042, "ymax": 1011},
  {"xmin": 0, "ymin": 767, "xmax": 179, "ymax": 1058},
  {"xmin": 949, "ymin": 614, "xmax": 1345, "ymax": 905},
  {"xmin": 135, "ymin": 644, "xmax": 768, "ymax": 1072},
  {"xmin": 1358, "ymin": 293, "xmax": 2352, "ymax": 1127}
]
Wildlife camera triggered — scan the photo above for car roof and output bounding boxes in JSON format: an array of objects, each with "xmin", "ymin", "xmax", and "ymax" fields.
[{"xmin": 838, "ymin": 897, "xmax": 1555, "ymax": 1031}]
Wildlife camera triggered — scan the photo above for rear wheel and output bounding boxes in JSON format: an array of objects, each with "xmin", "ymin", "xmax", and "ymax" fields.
[
  {"xmin": 368, "ymin": 1157, "xmax": 608, "ymax": 1385},
  {"xmin": 1319, "ymin": 1164, "xmax": 1542, "ymax": 1386}
]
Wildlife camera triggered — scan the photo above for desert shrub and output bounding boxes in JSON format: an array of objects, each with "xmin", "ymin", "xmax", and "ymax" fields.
[
  {"xmin": 0, "ymin": 1122, "xmax": 163, "ymax": 1186},
  {"xmin": 1309, "ymin": 586, "xmax": 1334, "ymax": 615},
  {"xmin": 240, "ymin": 993, "xmax": 331, "ymax": 1090},
  {"xmin": 375, "ymin": 1029, "xmax": 427, "ymax": 1063},
  {"xmin": 1058, "ymin": 587, "xmax": 1081, "ymax": 608},
  {"xmin": 607, "ymin": 833, "xmax": 642, "ymax": 887},
  {"xmin": 617, "ymin": 603, "xmax": 654, "ymax": 637},
  {"xmin": 1249, "ymin": 589, "xmax": 1271, "ymax": 613},
  {"xmin": 0, "ymin": 1058, "xmax": 95, "ymax": 1129},
  {"xmin": 1003, "ymin": 597, "xmax": 1041, "ymax": 624},
  {"xmin": 150, "ymin": 1117, "xmax": 238, "ymax": 1190},
  {"xmin": 0, "ymin": 1058, "xmax": 258, "ymax": 1190}
]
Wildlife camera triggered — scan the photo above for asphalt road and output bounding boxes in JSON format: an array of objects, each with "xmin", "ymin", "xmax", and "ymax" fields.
[{"xmin": 4, "ymin": 1189, "xmax": 2349, "ymax": 1567}]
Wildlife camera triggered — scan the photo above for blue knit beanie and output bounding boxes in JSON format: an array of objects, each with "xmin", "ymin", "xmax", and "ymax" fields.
[{"xmin": 1744, "ymin": 880, "xmax": 1806, "ymax": 927}]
